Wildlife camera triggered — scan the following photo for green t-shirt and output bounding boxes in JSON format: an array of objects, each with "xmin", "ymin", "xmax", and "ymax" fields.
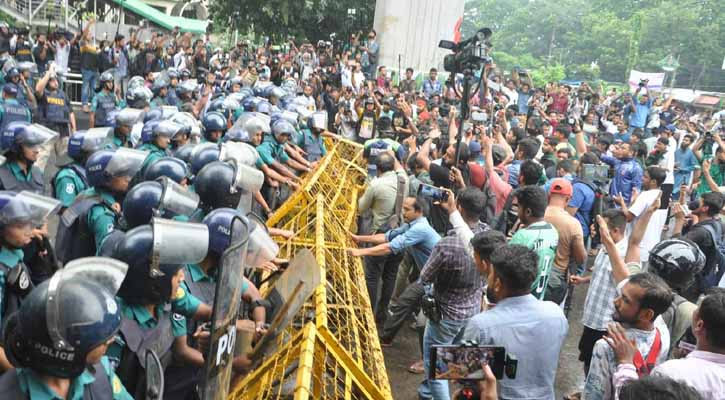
[
  {"xmin": 697, "ymin": 161, "xmax": 725, "ymax": 195},
  {"xmin": 509, "ymin": 220, "xmax": 559, "ymax": 300}
]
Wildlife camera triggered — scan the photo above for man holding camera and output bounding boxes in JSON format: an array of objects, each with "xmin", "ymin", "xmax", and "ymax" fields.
[{"xmin": 460, "ymin": 243, "xmax": 568, "ymax": 399}]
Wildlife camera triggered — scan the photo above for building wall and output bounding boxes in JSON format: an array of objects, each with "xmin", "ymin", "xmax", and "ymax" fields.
[{"xmin": 373, "ymin": 0, "xmax": 465, "ymax": 76}]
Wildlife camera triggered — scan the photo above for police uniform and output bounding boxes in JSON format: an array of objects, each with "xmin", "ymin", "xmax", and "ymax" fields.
[
  {"xmin": 166, "ymin": 87, "xmax": 179, "ymax": 107},
  {"xmin": 255, "ymin": 134, "xmax": 289, "ymax": 169},
  {"xmin": 13, "ymin": 40, "xmax": 33, "ymax": 62},
  {"xmin": 0, "ymin": 356, "xmax": 133, "ymax": 400},
  {"xmin": 0, "ymin": 98, "xmax": 32, "ymax": 133},
  {"xmin": 39, "ymin": 89, "xmax": 72, "ymax": 136},
  {"xmin": 91, "ymin": 91, "xmax": 119, "ymax": 128},
  {"xmin": 137, "ymin": 143, "xmax": 169, "ymax": 174},
  {"xmin": 82, "ymin": 188, "xmax": 121, "ymax": 254},
  {"xmin": 53, "ymin": 163, "xmax": 88, "ymax": 207},
  {"xmin": 0, "ymin": 160, "xmax": 44, "ymax": 193},
  {"xmin": 106, "ymin": 297, "xmax": 188, "ymax": 399},
  {"xmin": 150, "ymin": 96, "xmax": 168, "ymax": 109},
  {"xmin": 0, "ymin": 246, "xmax": 32, "ymax": 332},
  {"xmin": 296, "ymin": 128, "xmax": 327, "ymax": 162},
  {"xmin": 107, "ymin": 132, "xmax": 131, "ymax": 150}
]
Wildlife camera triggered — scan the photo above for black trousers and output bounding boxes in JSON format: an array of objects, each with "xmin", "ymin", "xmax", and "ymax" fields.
[
  {"xmin": 380, "ymin": 279, "xmax": 425, "ymax": 342},
  {"xmin": 364, "ymin": 251, "xmax": 404, "ymax": 321}
]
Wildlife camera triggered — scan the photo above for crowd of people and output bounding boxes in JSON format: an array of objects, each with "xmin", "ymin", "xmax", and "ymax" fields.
[{"xmin": 0, "ymin": 15, "xmax": 724, "ymax": 400}]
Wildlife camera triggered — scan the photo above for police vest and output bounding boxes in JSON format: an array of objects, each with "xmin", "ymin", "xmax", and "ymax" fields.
[
  {"xmin": 0, "ymin": 261, "xmax": 33, "ymax": 331},
  {"xmin": 42, "ymin": 90, "xmax": 69, "ymax": 123},
  {"xmin": 0, "ymin": 165, "xmax": 44, "ymax": 193},
  {"xmin": 15, "ymin": 42, "xmax": 33, "ymax": 62},
  {"xmin": 94, "ymin": 93, "xmax": 116, "ymax": 127},
  {"xmin": 0, "ymin": 361, "xmax": 113, "ymax": 400},
  {"xmin": 182, "ymin": 267, "xmax": 216, "ymax": 337},
  {"xmin": 0, "ymin": 36, "xmax": 9, "ymax": 54},
  {"xmin": 300, "ymin": 130, "xmax": 324, "ymax": 162},
  {"xmin": 54, "ymin": 194, "xmax": 107, "ymax": 265},
  {"xmin": 0, "ymin": 102, "xmax": 29, "ymax": 133},
  {"xmin": 116, "ymin": 307, "xmax": 175, "ymax": 400}
]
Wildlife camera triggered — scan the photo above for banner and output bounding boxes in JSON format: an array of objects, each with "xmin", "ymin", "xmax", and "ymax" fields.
[{"xmin": 627, "ymin": 70, "xmax": 666, "ymax": 92}]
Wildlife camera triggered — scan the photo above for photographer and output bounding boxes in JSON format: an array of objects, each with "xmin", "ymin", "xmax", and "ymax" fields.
[
  {"xmin": 32, "ymin": 33, "xmax": 54, "ymax": 75},
  {"xmin": 417, "ymin": 188, "xmax": 492, "ymax": 400},
  {"xmin": 601, "ymin": 142, "xmax": 643, "ymax": 205},
  {"xmin": 628, "ymin": 81, "xmax": 654, "ymax": 134},
  {"xmin": 460, "ymin": 243, "xmax": 568, "ymax": 399}
]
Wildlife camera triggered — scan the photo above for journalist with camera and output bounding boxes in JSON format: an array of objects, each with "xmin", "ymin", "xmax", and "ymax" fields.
[{"xmin": 460, "ymin": 243, "xmax": 568, "ymax": 399}]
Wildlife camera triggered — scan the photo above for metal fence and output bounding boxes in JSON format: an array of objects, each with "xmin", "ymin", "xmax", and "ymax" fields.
[
  {"xmin": 229, "ymin": 138, "xmax": 393, "ymax": 400},
  {"xmin": 62, "ymin": 72, "xmax": 83, "ymax": 106}
]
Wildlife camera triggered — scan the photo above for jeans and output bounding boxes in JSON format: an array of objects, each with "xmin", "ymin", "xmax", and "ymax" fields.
[
  {"xmin": 81, "ymin": 69, "xmax": 98, "ymax": 106},
  {"xmin": 364, "ymin": 252, "xmax": 403, "ymax": 321},
  {"xmin": 418, "ymin": 318, "xmax": 468, "ymax": 400}
]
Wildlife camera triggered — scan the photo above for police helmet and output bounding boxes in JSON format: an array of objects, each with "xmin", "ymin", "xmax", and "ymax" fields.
[
  {"xmin": 167, "ymin": 69, "xmax": 179, "ymax": 80},
  {"xmin": 1, "ymin": 122, "xmax": 57, "ymax": 154},
  {"xmin": 144, "ymin": 157, "xmax": 189, "ymax": 184},
  {"xmin": 143, "ymin": 108, "xmax": 163, "ymax": 123},
  {"xmin": 202, "ymin": 111, "xmax": 227, "ymax": 137},
  {"xmin": 207, "ymin": 98, "xmax": 230, "ymax": 119},
  {"xmin": 0, "ymin": 190, "xmax": 59, "ymax": 229},
  {"xmin": 122, "ymin": 179, "xmax": 198, "ymax": 228},
  {"xmin": 152, "ymin": 78, "xmax": 169, "ymax": 95},
  {"xmin": 85, "ymin": 148, "xmax": 149, "ymax": 189},
  {"xmin": 180, "ymin": 69, "xmax": 191, "ymax": 79},
  {"xmin": 648, "ymin": 238, "xmax": 706, "ymax": 291},
  {"xmin": 307, "ymin": 111, "xmax": 328, "ymax": 132},
  {"xmin": 112, "ymin": 108, "xmax": 144, "ymax": 129},
  {"xmin": 153, "ymin": 120, "xmax": 184, "ymax": 139},
  {"xmin": 67, "ymin": 128, "xmax": 111, "ymax": 161},
  {"xmin": 141, "ymin": 120, "xmax": 161, "ymax": 144},
  {"xmin": 256, "ymin": 101, "xmax": 272, "ymax": 115},
  {"xmin": 4, "ymin": 67, "xmax": 20, "ymax": 82},
  {"xmin": 99, "ymin": 71, "xmax": 114, "ymax": 83},
  {"xmin": 114, "ymin": 221, "xmax": 207, "ymax": 305},
  {"xmin": 190, "ymin": 144, "xmax": 220, "ymax": 175},
  {"xmin": 272, "ymin": 119, "xmax": 295, "ymax": 138},
  {"xmin": 3, "ymin": 258, "xmax": 127, "ymax": 378},
  {"xmin": 202, "ymin": 208, "xmax": 249, "ymax": 257},
  {"xmin": 173, "ymin": 144, "xmax": 196, "ymax": 165},
  {"xmin": 194, "ymin": 161, "xmax": 242, "ymax": 210},
  {"xmin": 2, "ymin": 82, "xmax": 18, "ymax": 97}
]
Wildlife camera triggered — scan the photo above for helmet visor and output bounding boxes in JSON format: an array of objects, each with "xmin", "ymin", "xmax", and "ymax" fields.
[
  {"xmin": 161, "ymin": 106, "xmax": 178, "ymax": 120},
  {"xmin": 245, "ymin": 218, "xmax": 279, "ymax": 269},
  {"xmin": 106, "ymin": 148, "xmax": 148, "ymax": 178},
  {"xmin": 219, "ymin": 142, "xmax": 259, "ymax": 167},
  {"xmin": 116, "ymin": 108, "xmax": 145, "ymax": 126},
  {"xmin": 158, "ymin": 177, "xmax": 200, "ymax": 218},
  {"xmin": 15, "ymin": 191, "xmax": 61, "ymax": 224},
  {"xmin": 309, "ymin": 112, "xmax": 328, "ymax": 130},
  {"xmin": 20, "ymin": 124, "xmax": 59, "ymax": 147},
  {"xmin": 150, "ymin": 218, "xmax": 209, "ymax": 277},
  {"xmin": 81, "ymin": 128, "xmax": 113, "ymax": 152}
]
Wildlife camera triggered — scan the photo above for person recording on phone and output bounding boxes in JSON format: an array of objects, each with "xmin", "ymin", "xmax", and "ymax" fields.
[{"xmin": 460, "ymin": 243, "xmax": 568, "ymax": 400}]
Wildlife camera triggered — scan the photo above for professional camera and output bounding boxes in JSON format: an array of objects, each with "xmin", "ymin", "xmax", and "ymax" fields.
[
  {"xmin": 439, "ymin": 103, "xmax": 451, "ymax": 118},
  {"xmin": 638, "ymin": 79, "xmax": 649, "ymax": 87},
  {"xmin": 439, "ymin": 28, "xmax": 493, "ymax": 73}
]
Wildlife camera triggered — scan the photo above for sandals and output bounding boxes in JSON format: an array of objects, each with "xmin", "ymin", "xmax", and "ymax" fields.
[{"xmin": 408, "ymin": 360, "xmax": 425, "ymax": 374}]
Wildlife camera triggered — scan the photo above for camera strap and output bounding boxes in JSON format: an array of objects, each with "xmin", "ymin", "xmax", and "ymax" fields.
[{"xmin": 632, "ymin": 328, "xmax": 661, "ymax": 377}]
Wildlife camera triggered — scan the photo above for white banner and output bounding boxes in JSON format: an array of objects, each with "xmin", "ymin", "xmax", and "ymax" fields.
[{"xmin": 627, "ymin": 70, "xmax": 666, "ymax": 92}]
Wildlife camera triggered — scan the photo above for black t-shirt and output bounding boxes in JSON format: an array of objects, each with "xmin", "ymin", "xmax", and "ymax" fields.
[{"xmin": 686, "ymin": 219, "xmax": 724, "ymax": 275}]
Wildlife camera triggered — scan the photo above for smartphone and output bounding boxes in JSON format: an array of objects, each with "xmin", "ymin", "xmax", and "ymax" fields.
[
  {"xmin": 430, "ymin": 345, "xmax": 506, "ymax": 380},
  {"xmin": 418, "ymin": 183, "xmax": 448, "ymax": 202}
]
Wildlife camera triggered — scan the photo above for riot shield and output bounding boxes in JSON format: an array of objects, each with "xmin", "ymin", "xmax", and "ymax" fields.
[
  {"xmin": 145, "ymin": 349, "xmax": 164, "ymax": 400},
  {"xmin": 200, "ymin": 216, "xmax": 250, "ymax": 400},
  {"xmin": 249, "ymin": 249, "xmax": 320, "ymax": 364}
]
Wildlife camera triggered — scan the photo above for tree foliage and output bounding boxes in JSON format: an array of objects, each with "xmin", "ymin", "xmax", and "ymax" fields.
[
  {"xmin": 209, "ymin": 0, "xmax": 375, "ymax": 45},
  {"xmin": 463, "ymin": 0, "xmax": 725, "ymax": 91}
]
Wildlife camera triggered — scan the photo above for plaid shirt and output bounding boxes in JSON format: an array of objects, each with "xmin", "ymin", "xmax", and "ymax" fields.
[
  {"xmin": 581, "ymin": 238, "xmax": 628, "ymax": 331},
  {"xmin": 420, "ymin": 221, "xmax": 489, "ymax": 321}
]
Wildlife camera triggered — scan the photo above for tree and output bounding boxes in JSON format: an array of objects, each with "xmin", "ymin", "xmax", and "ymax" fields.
[{"xmin": 209, "ymin": 0, "xmax": 375, "ymax": 44}]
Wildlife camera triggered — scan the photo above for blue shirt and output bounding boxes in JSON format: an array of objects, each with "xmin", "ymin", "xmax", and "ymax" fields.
[
  {"xmin": 422, "ymin": 79, "xmax": 442, "ymax": 98},
  {"xmin": 507, "ymin": 160, "xmax": 523, "ymax": 188},
  {"xmin": 601, "ymin": 155, "xmax": 642, "ymax": 204},
  {"xmin": 613, "ymin": 131, "xmax": 631, "ymax": 143},
  {"xmin": 570, "ymin": 180, "xmax": 596, "ymax": 237},
  {"xmin": 385, "ymin": 217, "xmax": 441, "ymax": 269},
  {"xmin": 629, "ymin": 97, "xmax": 653, "ymax": 128},
  {"xmin": 517, "ymin": 90, "xmax": 532, "ymax": 114},
  {"xmin": 460, "ymin": 294, "xmax": 568, "ymax": 400}
]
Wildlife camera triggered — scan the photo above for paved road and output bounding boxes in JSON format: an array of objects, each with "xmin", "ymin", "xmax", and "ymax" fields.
[{"xmin": 384, "ymin": 283, "xmax": 590, "ymax": 399}]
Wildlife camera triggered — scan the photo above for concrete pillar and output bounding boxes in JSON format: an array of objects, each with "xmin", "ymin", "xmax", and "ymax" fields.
[{"xmin": 373, "ymin": 0, "xmax": 465, "ymax": 78}]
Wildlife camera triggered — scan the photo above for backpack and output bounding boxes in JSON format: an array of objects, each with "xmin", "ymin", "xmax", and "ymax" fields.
[
  {"xmin": 54, "ymin": 194, "xmax": 104, "ymax": 265},
  {"xmin": 473, "ymin": 166, "xmax": 498, "ymax": 226},
  {"xmin": 700, "ymin": 220, "xmax": 725, "ymax": 290},
  {"xmin": 573, "ymin": 179, "xmax": 603, "ymax": 229}
]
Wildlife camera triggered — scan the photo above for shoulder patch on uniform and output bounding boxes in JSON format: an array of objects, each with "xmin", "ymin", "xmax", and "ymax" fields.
[
  {"xmin": 112, "ymin": 375, "xmax": 122, "ymax": 394},
  {"xmin": 173, "ymin": 313, "xmax": 184, "ymax": 321},
  {"xmin": 175, "ymin": 287, "xmax": 186, "ymax": 300},
  {"xmin": 65, "ymin": 183, "xmax": 75, "ymax": 194}
]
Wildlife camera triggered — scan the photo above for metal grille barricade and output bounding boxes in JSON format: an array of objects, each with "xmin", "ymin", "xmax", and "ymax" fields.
[{"xmin": 229, "ymin": 138, "xmax": 393, "ymax": 400}]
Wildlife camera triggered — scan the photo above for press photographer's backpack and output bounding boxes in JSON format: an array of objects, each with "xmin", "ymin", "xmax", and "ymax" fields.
[{"xmin": 700, "ymin": 220, "xmax": 725, "ymax": 291}]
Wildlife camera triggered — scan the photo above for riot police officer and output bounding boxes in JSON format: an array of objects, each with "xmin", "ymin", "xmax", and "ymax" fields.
[
  {"xmin": 0, "ymin": 122, "xmax": 54, "ymax": 192},
  {"xmin": 201, "ymin": 111, "xmax": 227, "ymax": 143},
  {"xmin": 108, "ymin": 108, "xmax": 143, "ymax": 149},
  {"xmin": 35, "ymin": 68, "xmax": 76, "ymax": 136},
  {"xmin": 166, "ymin": 69, "xmax": 180, "ymax": 107},
  {"xmin": 150, "ymin": 78, "xmax": 170, "ymax": 108},
  {"xmin": 297, "ymin": 111, "xmax": 329, "ymax": 164},
  {"xmin": 139, "ymin": 120, "xmax": 184, "ymax": 173},
  {"xmin": 12, "ymin": 31, "xmax": 32, "ymax": 62},
  {"xmin": 121, "ymin": 178, "xmax": 199, "ymax": 228},
  {"xmin": 192, "ymin": 161, "xmax": 245, "ymax": 220},
  {"xmin": 4, "ymin": 67, "xmax": 35, "ymax": 108},
  {"xmin": 0, "ymin": 84, "xmax": 31, "ymax": 133},
  {"xmin": 90, "ymin": 71, "xmax": 120, "ymax": 128},
  {"xmin": 0, "ymin": 190, "xmax": 60, "ymax": 372},
  {"xmin": 0, "ymin": 258, "xmax": 134, "ymax": 398},
  {"xmin": 54, "ymin": 128, "xmax": 110, "ymax": 207},
  {"xmin": 54, "ymin": 148, "xmax": 148, "ymax": 263},
  {"xmin": 107, "ymin": 220, "xmax": 209, "ymax": 399}
]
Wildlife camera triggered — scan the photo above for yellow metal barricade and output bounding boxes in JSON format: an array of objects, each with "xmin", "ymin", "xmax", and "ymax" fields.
[{"xmin": 229, "ymin": 138, "xmax": 393, "ymax": 400}]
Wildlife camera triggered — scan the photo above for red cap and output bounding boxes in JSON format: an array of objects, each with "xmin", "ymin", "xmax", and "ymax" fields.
[{"xmin": 550, "ymin": 178, "xmax": 573, "ymax": 197}]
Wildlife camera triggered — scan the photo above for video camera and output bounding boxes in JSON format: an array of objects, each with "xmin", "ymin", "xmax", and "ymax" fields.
[{"xmin": 439, "ymin": 28, "xmax": 493, "ymax": 73}]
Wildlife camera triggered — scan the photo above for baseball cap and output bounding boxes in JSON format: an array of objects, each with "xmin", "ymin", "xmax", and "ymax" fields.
[
  {"xmin": 469, "ymin": 141, "xmax": 482, "ymax": 155},
  {"xmin": 550, "ymin": 178, "xmax": 573, "ymax": 197}
]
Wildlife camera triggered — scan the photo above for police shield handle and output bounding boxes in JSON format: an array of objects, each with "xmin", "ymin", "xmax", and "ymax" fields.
[{"xmin": 144, "ymin": 349, "xmax": 164, "ymax": 400}]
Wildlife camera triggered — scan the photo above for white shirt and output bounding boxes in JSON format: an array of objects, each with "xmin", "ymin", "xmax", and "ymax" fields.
[
  {"xmin": 625, "ymin": 189, "xmax": 666, "ymax": 262},
  {"xmin": 501, "ymin": 86, "xmax": 519, "ymax": 106},
  {"xmin": 54, "ymin": 42, "xmax": 70, "ymax": 74}
]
